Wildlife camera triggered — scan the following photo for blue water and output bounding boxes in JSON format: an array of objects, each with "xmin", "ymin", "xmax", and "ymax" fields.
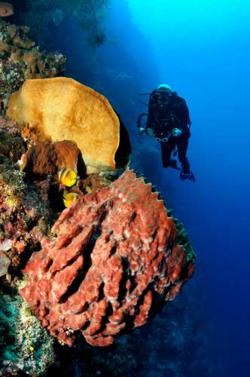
[{"xmin": 17, "ymin": 0, "xmax": 250, "ymax": 375}]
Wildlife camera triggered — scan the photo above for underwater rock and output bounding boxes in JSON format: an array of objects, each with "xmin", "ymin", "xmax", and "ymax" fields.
[
  {"xmin": 7, "ymin": 77, "xmax": 120, "ymax": 174},
  {"xmin": 20, "ymin": 170, "xmax": 195, "ymax": 347},
  {"xmin": 0, "ymin": 18, "xmax": 66, "ymax": 113}
]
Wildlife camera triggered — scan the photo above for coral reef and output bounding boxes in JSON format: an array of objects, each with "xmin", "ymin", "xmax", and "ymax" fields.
[
  {"xmin": 0, "ymin": 6, "xmax": 197, "ymax": 375},
  {"xmin": 0, "ymin": 62, "xmax": 194, "ymax": 375},
  {"xmin": 0, "ymin": 117, "xmax": 88, "ymax": 375},
  {"xmin": 0, "ymin": 114, "xmax": 117, "ymax": 277},
  {"xmin": 0, "ymin": 117, "xmax": 26, "ymax": 161},
  {"xmin": 0, "ymin": 283, "xmax": 55, "ymax": 376},
  {"xmin": 0, "ymin": 159, "xmax": 51, "ymax": 272},
  {"xmin": 7, "ymin": 77, "xmax": 120, "ymax": 173},
  {"xmin": 0, "ymin": 118, "xmax": 52, "ymax": 273},
  {"xmin": 0, "ymin": 19, "xmax": 66, "ymax": 113},
  {"xmin": 0, "ymin": 107, "xmax": 195, "ymax": 373},
  {"xmin": 20, "ymin": 170, "xmax": 195, "ymax": 347}
]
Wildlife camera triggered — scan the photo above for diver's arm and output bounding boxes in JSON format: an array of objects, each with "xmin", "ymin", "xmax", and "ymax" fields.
[
  {"xmin": 187, "ymin": 106, "xmax": 192, "ymax": 127},
  {"xmin": 183, "ymin": 100, "xmax": 191, "ymax": 126},
  {"xmin": 137, "ymin": 113, "xmax": 148, "ymax": 133},
  {"xmin": 178, "ymin": 99, "xmax": 192, "ymax": 132},
  {"xmin": 145, "ymin": 113, "xmax": 157, "ymax": 136}
]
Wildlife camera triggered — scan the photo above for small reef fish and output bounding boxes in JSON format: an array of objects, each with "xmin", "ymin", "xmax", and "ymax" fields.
[
  {"xmin": 58, "ymin": 168, "xmax": 77, "ymax": 187},
  {"xmin": 0, "ymin": 2, "xmax": 14, "ymax": 17},
  {"xmin": 63, "ymin": 192, "xmax": 80, "ymax": 208}
]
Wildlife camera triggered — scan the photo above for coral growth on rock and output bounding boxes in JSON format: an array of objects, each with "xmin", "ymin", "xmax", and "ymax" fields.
[
  {"xmin": 0, "ymin": 284, "xmax": 55, "ymax": 376},
  {"xmin": 0, "ymin": 117, "xmax": 26, "ymax": 161},
  {"xmin": 0, "ymin": 160, "xmax": 51, "ymax": 272},
  {"xmin": 0, "ymin": 114, "xmax": 118, "ymax": 279},
  {"xmin": 0, "ymin": 118, "xmax": 52, "ymax": 273},
  {"xmin": 0, "ymin": 19, "xmax": 66, "ymax": 113},
  {"xmin": 20, "ymin": 170, "xmax": 195, "ymax": 347}
]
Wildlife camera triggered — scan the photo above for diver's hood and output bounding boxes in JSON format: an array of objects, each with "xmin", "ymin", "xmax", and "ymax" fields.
[{"xmin": 157, "ymin": 84, "xmax": 172, "ymax": 92}]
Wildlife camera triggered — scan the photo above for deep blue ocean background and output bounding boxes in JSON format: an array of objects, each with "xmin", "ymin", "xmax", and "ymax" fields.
[{"xmin": 14, "ymin": 1, "xmax": 250, "ymax": 376}]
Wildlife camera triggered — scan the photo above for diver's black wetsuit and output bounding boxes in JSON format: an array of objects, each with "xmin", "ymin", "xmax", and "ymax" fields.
[{"xmin": 146, "ymin": 89, "xmax": 191, "ymax": 173}]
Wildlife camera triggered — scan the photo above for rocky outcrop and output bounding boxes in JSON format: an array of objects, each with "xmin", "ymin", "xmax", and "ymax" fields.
[{"xmin": 20, "ymin": 170, "xmax": 195, "ymax": 347}]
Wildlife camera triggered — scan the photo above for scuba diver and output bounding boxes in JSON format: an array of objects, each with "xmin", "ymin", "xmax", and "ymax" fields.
[{"xmin": 137, "ymin": 84, "xmax": 195, "ymax": 181}]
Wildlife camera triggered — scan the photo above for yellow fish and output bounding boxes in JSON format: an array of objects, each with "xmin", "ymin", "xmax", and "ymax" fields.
[
  {"xmin": 58, "ymin": 168, "xmax": 77, "ymax": 187},
  {"xmin": 63, "ymin": 191, "xmax": 80, "ymax": 208}
]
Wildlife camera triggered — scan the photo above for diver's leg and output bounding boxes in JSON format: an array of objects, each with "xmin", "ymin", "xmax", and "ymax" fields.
[
  {"xmin": 177, "ymin": 137, "xmax": 195, "ymax": 181},
  {"xmin": 177, "ymin": 136, "xmax": 190, "ymax": 172},
  {"xmin": 161, "ymin": 140, "xmax": 177, "ymax": 168},
  {"xmin": 160, "ymin": 141, "xmax": 172, "ymax": 167}
]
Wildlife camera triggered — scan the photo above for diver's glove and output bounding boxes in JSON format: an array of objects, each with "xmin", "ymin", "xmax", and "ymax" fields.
[
  {"xmin": 180, "ymin": 170, "xmax": 195, "ymax": 182},
  {"xmin": 172, "ymin": 128, "xmax": 182, "ymax": 137},
  {"xmin": 138, "ymin": 127, "xmax": 146, "ymax": 134}
]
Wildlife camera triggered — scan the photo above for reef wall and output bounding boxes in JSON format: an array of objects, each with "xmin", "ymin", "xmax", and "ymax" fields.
[{"xmin": 0, "ymin": 15, "xmax": 195, "ymax": 376}]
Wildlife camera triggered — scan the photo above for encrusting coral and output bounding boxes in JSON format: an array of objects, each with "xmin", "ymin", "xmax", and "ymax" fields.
[
  {"xmin": 0, "ymin": 18, "xmax": 66, "ymax": 113},
  {"xmin": 0, "ymin": 117, "xmax": 87, "ymax": 375},
  {"xmin": 0, "ymin": 118, "xmax": 53, "ymax": 273},
  {"xmin": 20, "ymin": 170, "xmax": 195, "ymax": 347},
  {"xmin": 7, "ymin": 77, "xmax": 120, "ymax": 174},
  {"xmin": 0, "ymin": 283, "xmax": 55, "ymax": 376},
  {"xmin": 0, "ymin": 158, "xmax": 51, "ymax": 272}
]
